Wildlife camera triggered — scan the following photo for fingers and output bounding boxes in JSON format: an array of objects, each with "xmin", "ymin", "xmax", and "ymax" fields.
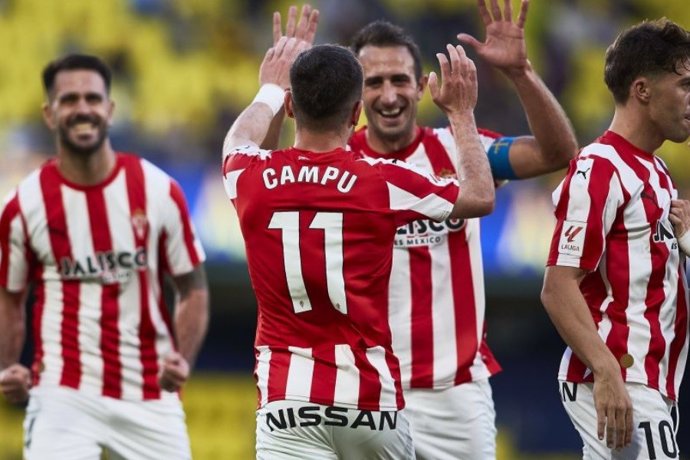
[
  {"xmin": 284, "ymin": 5, "xmax": 298, "ymax": 38},
  {"xmin": 624, "ymin": 405, "xmax": 633, "ymax": 447},
  {"xmin": 456, "ymin": 33, "xmax": 482, "ymax": 51},
  {"xmin": 502, "ymin": 0, "xmax": 512, "ymax": 21},
  {"xmin": 0, "ymin": 365, "xmax": 31, "ymax": 404},
  {"xmin": 428, "ymin": 71, "xmax": 439, "ymax": 100},
  {"xmin": 489, "ymin": 0, "xmax": 502, "ymax": 21},
  {"xmin": 159, "ymin": 354, "xmax": 189, "ymax": 392},
  {"xmin": 476, "ymin": 0, "xmax": 491, "ymax": 26},
  {"xmin": 596, "ymin": 403, "xmax": 606, "ymax": 443},
  {"xmin": 517, "ymin": 0, "xmax": 529, "ymax": 29},
  {"xmin": 272, "ymin": 12, "xmax": 281, "ymax": 45}
]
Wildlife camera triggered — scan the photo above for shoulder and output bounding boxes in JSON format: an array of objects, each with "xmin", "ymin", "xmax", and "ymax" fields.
[{"xmin": 223, "ymin": 144, "xmax": 273, "ymax": 174}]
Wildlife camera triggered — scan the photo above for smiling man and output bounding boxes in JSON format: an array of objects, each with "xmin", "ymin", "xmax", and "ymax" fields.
[
  {"xmin": 0, "ymin": 54, "xmax": 209, "ymax": 460},
  {"xmin": 347, "ymin": 1, "xmax": 578, "ymax": 458}
]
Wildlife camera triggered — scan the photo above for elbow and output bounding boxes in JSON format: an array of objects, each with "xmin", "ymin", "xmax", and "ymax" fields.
[{"xmin": 473, "ymin": 187, "xmax": 496, "ymax": 217}]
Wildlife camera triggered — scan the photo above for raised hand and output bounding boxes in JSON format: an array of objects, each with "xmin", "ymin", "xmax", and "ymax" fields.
[
  {"xmin": 261, "ymin": 5, "xmax": 319, "ymax": 90},
  {"xmin": 273, "ymin": 4, "xmax": 319, "ymax": 47},
  {"xmin": 0, "ymin": 363, "xmax": 31, "ymax": 404},
  {"xmin": 429, "ymin": 44, "xmax": 478, "ymax": 116},
  {"xmin": 458, "ymin": 0, "xmax": 529, "ymax": 77}
]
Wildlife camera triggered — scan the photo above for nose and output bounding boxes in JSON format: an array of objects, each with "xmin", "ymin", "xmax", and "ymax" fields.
[{"xmin": 379, "ymin": 81, "xmax": 397, "ymax": 106}]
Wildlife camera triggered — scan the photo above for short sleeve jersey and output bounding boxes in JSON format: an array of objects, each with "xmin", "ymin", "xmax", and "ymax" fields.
[
  {"xmin": 547, "ymin": 131, "xmax": 689, "ymax": 401},
  {"xmin": 0, "ymin": 153, "xmax": 206, "ymax": 401},
  {"xmin": 349, "ymin": 126, "xmax": 503, "ymax": 390},
  {"xmin": 222, "ymin": 144, "xmax": 460, "ymax": 411}
]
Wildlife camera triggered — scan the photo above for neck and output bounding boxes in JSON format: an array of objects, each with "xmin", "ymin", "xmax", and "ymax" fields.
[
  {"xmin": 293, "ymin": 127, "xmax": 351, "ymax": 153},
  {"xmin": 365, "ymin": 125, "xmax": 419, "ymax": 155},
  {"xmin": 608, "ymin": 106, "xmax": 663, "ymax": 154},
  {"xmin": 56, "ymin": 141, "xmax": 117, "ymax": 185}
]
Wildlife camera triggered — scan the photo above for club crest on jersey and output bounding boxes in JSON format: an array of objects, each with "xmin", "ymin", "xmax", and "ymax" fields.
[
  {"xmin": 395, "ymin": 218, "xmax": 466, "ymax": 247},
  {"xmin": 131, "ymin": 209, "xmax": 148, "ymax": 240},
  {"xmin": 558, "ymin": 221, "xmax": 586, "ymax": 257},
  {"xmin": 59, "ymin": 248, "xmax": 148, "ymax": 284}
]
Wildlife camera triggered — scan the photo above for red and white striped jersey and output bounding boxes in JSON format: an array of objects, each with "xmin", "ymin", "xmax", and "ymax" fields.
[
  {"xmin": 349, "ymin": 126, "xmax": 502, "ymax": 390},
  {"xmin": 0, "ymin": 153, "xmax": 205, "ymax": 401},
  {"xmin": 547, "ymin": 131, "xmax": 689, "ymax": 401},
  {"xmin": 222, "ymin": 144, "xmax": 460, "ymax": 411}
]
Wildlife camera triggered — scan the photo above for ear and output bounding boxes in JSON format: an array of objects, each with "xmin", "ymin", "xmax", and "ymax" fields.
[
  {"xmin": 106, "ymin": 99, "xmax": 115, "ymax": 126},
  {"xmin": 417, "ymin": 74, "xmax": 429, "ymax": 100},
  {"xmin": 42, "ymin": 101, "xmax": 56, "ymax": 130},
  {"xmin": 351, "ymin": 100, "xmax": 363, "ymax": 127},
  {"xmin": 632, "ymin": 77, "xmax": 651, "ymax": 103},
  {"xmin": 284, "ymin": 90, "xmax": 295, "ymax": 119}
]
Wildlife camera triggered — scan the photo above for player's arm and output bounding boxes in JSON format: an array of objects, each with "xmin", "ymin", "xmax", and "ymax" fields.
[
  {"xmin": 541, "ymin": 266, "xmax": 632, "ymax": 450},
  {"xmin": 430, "ymin": 44, "xmax": 494, "ymax": 219},
  {"xmin": 0, "ymin": 287, "xmax": 31, "ymax": 404},
  {"xmin": 224, "ymin": 6, "xmax": 318, "ymax": 155},
  {"xmin": 261, "ymin": 5, "xmax": 319, "ymax": 150},
  {"xmin": 459, "ymin": 0, "xmax": 577, "ymax": 179},
  {"xmin": 159, "ymin": 265, "xmax": 209, "ymax": 393}
]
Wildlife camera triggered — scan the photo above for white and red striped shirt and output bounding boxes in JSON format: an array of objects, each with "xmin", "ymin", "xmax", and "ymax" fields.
[
  {"xmin": 0, "ymin": 153, "xmax": 205, "ymax": 401},
  {"xmin": 349, "ymin": 126, "xmax": 502, "ymax": 390},
  {"xmin": 222, "ymin": 144, "xmax": 460, "ymax": 411},
  {"xmin": 547, "ymin": 131, "xmax": 689, "ymax": 401}
]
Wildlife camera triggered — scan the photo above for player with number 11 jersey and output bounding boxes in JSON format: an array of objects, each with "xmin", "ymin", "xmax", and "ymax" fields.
[{"xmin": 223, "ymin": 144, "xmax": 461, "ymax": 411}]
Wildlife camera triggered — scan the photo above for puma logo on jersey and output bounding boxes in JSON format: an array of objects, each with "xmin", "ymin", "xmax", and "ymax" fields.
[
  {"xmin": 265, "ymin": 405, "xmax": 397, "ymax": 432},
  {"xmin": 576, "ymin": 167, "xmax": 590, "ymax": 179}
]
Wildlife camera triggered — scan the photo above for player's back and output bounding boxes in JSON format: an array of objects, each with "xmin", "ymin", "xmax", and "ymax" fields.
[
  {"xmin": 223, "ymin": 144, "xmax": 459, "ymax": 410},
  {"xmin": 225, "ymin": 146, "xmax": 397, "ymax": 349}
]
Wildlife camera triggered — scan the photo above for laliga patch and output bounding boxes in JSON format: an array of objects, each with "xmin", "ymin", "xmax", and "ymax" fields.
[{"xmin": 558, "ymin": 221, "xmax": 586, "ymax": 257}]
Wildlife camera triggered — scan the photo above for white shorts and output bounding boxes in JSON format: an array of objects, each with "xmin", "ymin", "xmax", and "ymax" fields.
[
  {"xmin": 255, "ymin": 400, "xmax": 414, "ymax": 460},
  {"xmin": 559, "ymin": 380, "xmax": 680, "ymax": 459},
  {"xmin": 404, "ymin": 379, "xmax": 496, "ymax": 460},
  {"xmin": 24, "ymin": 386, "xmax": 191, "ymax": 460}
]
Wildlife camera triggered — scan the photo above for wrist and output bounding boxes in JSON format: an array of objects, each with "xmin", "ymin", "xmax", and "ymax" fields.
[
  {"xmin": 678, "ymin": 230, "xmax": 690, "ymax": 254},
  {"xmin": 252, "ymin": 84, "xmax": 285, "ymax": 117},
  {"xmin": 503, "ymin": 59, "xmax": 533, "ymax": 81}
]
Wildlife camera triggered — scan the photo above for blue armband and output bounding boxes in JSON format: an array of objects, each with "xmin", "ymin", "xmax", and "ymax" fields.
[{"xmin": 487, "ymin": 137, "xmax": 518, "ymax": 180}]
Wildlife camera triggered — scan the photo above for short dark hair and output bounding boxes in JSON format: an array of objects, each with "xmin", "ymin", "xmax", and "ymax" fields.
[
  {"xmin": 290, "ymin": 44, "xmax": 363, "ymax": 132},
  {"xmin": 605, "ymin": 18, "xmax": 690, "ymax": 104},
  {"xmin": 42, "ymin": 54, "xmax": 112, "ymax": 97},
  {"xmin": 350, "ymin": 20, "xmax": 423, "ymax": 82}
]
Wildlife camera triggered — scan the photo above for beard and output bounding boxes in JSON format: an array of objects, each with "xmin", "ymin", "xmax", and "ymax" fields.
[{"xmin": 57, "ymin": 115, "xmax": 109, "ymax": 156}]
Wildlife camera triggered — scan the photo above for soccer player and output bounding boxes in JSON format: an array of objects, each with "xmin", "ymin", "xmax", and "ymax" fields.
[
  {"xmin": 221, "ymin": 9, "xmax": 496, "ymax": 459},
  {"xmin": 0, "ymin": 54, "xmax": 209, "ymax": 459},
  {"xmin": 541, "ymin": 19, "xmax": 690, "ymax": 458},
  {"xmin": 346, "ymin": 1, "xmax": 577, "ymax": 458}
]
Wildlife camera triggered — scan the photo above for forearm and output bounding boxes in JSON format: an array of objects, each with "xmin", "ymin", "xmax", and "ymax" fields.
[
  {"xmin": 174, "ymin": 287, "xmax": 209, "ymax": 370},
  {"xmin": 510, "ymin": 64, "xmax": 577, "ymax": 169},
  {"xmin": 223, "ymin": 101, "xmax": 277, "ymax": 156},
  {"xmin": 541, "ymin": 269, "xmax": 619, "ymax": 377},
  {"xmin": 449, "ymin": 111, "xmax": 495, "ymax": 218},
  {"xmin": 0, "ymin": 289, "xmax": 26, "ymax": 369},
  {"xmin": 259, "ymin": 108, "xmax": 287, "ymax": 150}
]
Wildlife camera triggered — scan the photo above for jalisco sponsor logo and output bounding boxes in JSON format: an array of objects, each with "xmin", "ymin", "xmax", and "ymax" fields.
[
  {"xmin": 265, "ymin": 405, "xmax": 398, "ymax": 432},
  {"xmin": 59, "ymin": 248, "xmax": 148, "ymax": 283},
  {"xmin": 394, "ymin": 218, "xmax": 465, "ymax": 247}
]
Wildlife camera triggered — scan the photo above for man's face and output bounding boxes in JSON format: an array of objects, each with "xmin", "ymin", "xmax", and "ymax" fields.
[
  {"xmin": 358, "ymin": 45, "xmax": 425, "ymax": 146},
  {"xmin": 43, "ymin": 69, "xmax": 113, "ymax": 156},
  {"xmin": 648, "ymin": 59, "xmax": 690, "ymax": 144}
]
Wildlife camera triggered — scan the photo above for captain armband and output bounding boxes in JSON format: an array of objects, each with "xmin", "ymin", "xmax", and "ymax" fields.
[
  {"xmin": 487, "ymin": 136, "xmax": 518, "ymax": 180},
  {"xmin": 252, "ymin": 84, "xmax": 285, "ymax": 117}
]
